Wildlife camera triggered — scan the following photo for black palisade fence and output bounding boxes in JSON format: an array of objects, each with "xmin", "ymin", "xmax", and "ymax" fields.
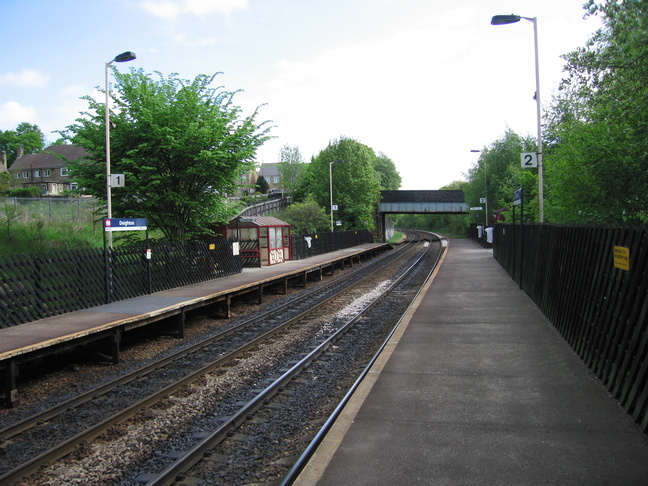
[
  {"xmin": 0, "ymin": 238, "xmax": 242, "ymax": 328},
  {"xmin": 292, "ymin": 230, "xmax": 374, "ymax": 260},
  {"xmin": 493, "ymin": 224, "xmax": 648, "ymax": 431},
  {"xmin": 0, "ymin": 230, "xmax": 375, "ymax": 328}
]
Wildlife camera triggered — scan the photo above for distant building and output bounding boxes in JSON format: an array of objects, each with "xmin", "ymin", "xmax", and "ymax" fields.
[
  {"xmin": 8, "ymin": 144, "xmax": 89, "ymax": 196},
  {"xmin": 258, "ymin": 163, "xmax": 281, "ymax": 192}
]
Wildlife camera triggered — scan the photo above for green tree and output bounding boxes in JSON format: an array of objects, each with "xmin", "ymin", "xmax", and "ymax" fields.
[
  {"xmin": 373, "ymin": 152, "xmax": 401, "ymax": 190},
  {"xmin": 63, "ymin": 70, "xmax": 271, "ymax": 241},
  {"xmin": 545, "ymin": 0, "xmax": 648, "ymax": 223},
  {"xmin": 303, "ymin": 137, "xmax": 381, "ymax": 231},
  {"xmin": 280, "ymin": 194, "xmax": 330, "ymax": 234},
  {"xmin": 277, "ymin": 144, "xmax": 305, "ymax": 196},
  {"xmin": 1, "ymin": 123, "xmax": 46, "ymax": 168},
  {"xmin": 256, "ymin": 175, "xmax": 269, "ymax": 194}
]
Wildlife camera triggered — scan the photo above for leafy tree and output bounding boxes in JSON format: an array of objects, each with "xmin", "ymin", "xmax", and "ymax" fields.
[
  {"xmin": 1, "ymin": 123, "xmax": 46, "ymax": 168},
  {"xmin": 545, "ymin": 0, "xmax": 648, "ymax": 224},
  {"xmin": 303, "ymin": 137, "xmax": 381, "ymax": 231},
  {"xmin": 373, "ymin": 152, "xmax": 401, "ymax": 190},
  {"xmin": 256, "ymin": 175, "xmax": 269, "ymax": 194},
  {"xmin": 62, "ymin": 69, "xmax": 271, "ymax": 241},
  {"xmin": 280, "ymin": 194, "xmax": 330, "ymax": 234},
  {"xmin": 277, "ymin": 144, "xmax": 305, "ymax": 195}
]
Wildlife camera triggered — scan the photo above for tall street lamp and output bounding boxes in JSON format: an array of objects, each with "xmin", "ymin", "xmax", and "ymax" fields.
[
  {"xmin": 329, "ymin": 159, "xmax": 343, "ymax": 231},
  {"xmin": 105, "ymin": 51, "xmax": 136, "ymax": 246},
  {"xmin": 491, "ymin": 14, "xmax": 544, "ymax": 222}
]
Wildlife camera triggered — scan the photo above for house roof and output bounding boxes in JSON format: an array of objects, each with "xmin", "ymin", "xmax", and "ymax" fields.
[
  {"xmin": 9, "ymin": 144, "xmax": 89, "ymax": 171},
  {"xmin": 258, "ymin": 163, "xmax": 280, "ymax": 178}
]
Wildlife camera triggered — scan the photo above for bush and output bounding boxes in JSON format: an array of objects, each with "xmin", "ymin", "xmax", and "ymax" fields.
[{"xmin": 3, "ymin": 187, "xmax": 43, "ymax": 197}]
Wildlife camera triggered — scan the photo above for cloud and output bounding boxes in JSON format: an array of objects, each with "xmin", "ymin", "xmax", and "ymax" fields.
[
  {"xmin": 172, "ymin": 33, "xmax": 218, "ymax": 47},
  {"xmin": 141, "ymin": 0, "xmax": 248, "ymax": 18},
  {"xmin": 0, "ymin": 69, "xmax": 50, "ymax": 88},
  {"xmin": 0, "ymin": 101, "xmax": 37, "ymax": 126}
]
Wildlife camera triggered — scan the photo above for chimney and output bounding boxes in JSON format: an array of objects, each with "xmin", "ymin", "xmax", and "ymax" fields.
[
  {"xmin": 1, "ymin": 150, "xmax": 6, "ymax": 172},
  {"xmin": 17, "ymin": 145, "xmax": 24, "ymax": 158}
]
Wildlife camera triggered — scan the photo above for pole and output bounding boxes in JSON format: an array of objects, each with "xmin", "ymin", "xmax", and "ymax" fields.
[
  {"xmin": 105, "ymin": 61, "xmax": 113, "ymax": 247},
  {"xmin": 531, "ymin": 17, "xmax": 544, "ymax": 222},
  {"xmin": 329, "ymin": 161, "xmax": 334, "ymax": 232}
]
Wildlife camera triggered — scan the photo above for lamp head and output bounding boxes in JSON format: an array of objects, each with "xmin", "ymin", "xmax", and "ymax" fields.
[
  {"xmin": 113, "ymin": 51, "xmax": 137, "ymax": 63},
  {"xmin": 491, "ymin": 14, "xmax": 521, "ymax": 25}
]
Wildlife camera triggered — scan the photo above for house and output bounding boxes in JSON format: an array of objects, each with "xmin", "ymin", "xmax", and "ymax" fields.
[
  {"xmin": 258, "ymin": 163, "xmax": 281, "ymax": 192},
  {"xmin": 8, "ymin": 144, "xmax": 88, "ymax": 196}
]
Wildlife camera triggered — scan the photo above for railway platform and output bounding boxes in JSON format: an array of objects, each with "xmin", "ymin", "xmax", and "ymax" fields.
[
  {"xmin": 0, "ymin": 243, "xmax": 388, "ymax": 407},
  {"xmin": 295, "ymin": 238, "xmax": 648, "ymax": 486}
]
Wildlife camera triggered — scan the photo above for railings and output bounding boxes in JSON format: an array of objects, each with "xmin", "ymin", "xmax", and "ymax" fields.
[
  {"xmin": 0, "ymin": 239, "xmax": 241, "ymax": 328},
  {"xmin": 292, "ymin": 230, "xmax": 374, "ymax": 260},
  {"xmin": 494, "ymin": 224, "xmax": 648, "ymax": 431}
]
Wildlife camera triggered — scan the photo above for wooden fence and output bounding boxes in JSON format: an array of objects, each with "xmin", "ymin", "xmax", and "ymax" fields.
[
  {"xmin": 493, "ymin": 224, "xmax": 648, "ymax": 431},
  {"xmin": 0, "ymin": 239, "xmax": 241, "ymax": 328}
]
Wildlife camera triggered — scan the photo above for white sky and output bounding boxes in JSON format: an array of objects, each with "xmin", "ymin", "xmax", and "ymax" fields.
[{"xmin": 1, "ymin": 0, "xmax": 600, "ymax": 190}]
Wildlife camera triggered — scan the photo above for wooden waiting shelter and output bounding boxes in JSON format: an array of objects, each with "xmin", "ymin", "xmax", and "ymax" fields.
[{"xmin": 227, "ymin": 216, "xmax": 292, "ymax": 267}]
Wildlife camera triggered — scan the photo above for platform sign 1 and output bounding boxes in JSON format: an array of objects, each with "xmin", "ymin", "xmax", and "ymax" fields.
[
  {"xmin": 104, "ymin": 218, "xmax": 147, "ymax": 231},
  {"xmin": 613, "ymin": 246, "xmax": 630, "ymax": 271}
]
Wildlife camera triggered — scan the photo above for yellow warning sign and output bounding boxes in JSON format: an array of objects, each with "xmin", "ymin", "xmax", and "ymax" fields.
[{"xmin": 613, "ymin": 246, "xmax": 630, "ymax": 271}]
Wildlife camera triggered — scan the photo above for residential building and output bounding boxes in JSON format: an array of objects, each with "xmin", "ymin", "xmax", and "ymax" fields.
[
  {"xmin": 258, "ymin": 163, "xmax": 281, "ymax": 192},
  {"xmin": 8, "ymin": 144, "xmax": 88, "ymax": 196}
]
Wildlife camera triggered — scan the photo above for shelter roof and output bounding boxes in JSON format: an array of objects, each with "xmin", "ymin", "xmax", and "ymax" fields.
[{"xmin": 232, "ymin": 216, "xmax": 290, "ymax": 227}]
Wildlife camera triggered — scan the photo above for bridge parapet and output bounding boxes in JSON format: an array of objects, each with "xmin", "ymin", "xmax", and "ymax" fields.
[{"xmin": 379, "ymin": 190, "xmax": 468, "ymax": 214}]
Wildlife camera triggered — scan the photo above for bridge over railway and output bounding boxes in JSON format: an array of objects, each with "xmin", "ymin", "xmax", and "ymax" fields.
[{"xmin": 379, "ymin": 190, "xmax": 468, "ymax": 240}]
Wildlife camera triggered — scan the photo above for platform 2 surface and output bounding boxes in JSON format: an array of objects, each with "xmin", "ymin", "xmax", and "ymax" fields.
[
  {"xmin": 297, "ymin": 238, "xmax": 648, "ymax": 486},
  {"xmin": 0, "ymin": 243, "xmax": 385, "ymax": 361}
]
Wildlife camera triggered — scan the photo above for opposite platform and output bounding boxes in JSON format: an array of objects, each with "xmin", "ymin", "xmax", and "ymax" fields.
[
  {"xmin": 297, "ymin": 238, "xmax": 648, "ymax": 486},
  {"xmin": 0, "ymin": 243, "xmax": 387, "ymax": 406}
]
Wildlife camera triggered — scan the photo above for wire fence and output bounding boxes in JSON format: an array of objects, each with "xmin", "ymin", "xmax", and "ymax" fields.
[{"xmin": 0, "ymin": 197, "xmax": 100, "ymax": 222}]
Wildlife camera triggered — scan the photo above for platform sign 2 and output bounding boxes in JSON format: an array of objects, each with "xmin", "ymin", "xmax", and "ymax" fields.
[{"xmin": 521, "ymin": 152, "xmax": 538, "ymax": 168}]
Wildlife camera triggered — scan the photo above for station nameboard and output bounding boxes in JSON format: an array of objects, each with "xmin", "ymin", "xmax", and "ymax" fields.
[{"xmin": 104, "ymin": 218, "xmax": 148, "ymax": 232}]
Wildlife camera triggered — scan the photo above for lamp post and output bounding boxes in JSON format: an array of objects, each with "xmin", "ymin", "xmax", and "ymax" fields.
[
  {"xmin": 491, "ymin": 14, "xmax": 544, "ymax": 222},
  {"xmin": 329, "ymin": 159, "xmax": 342, "ymax": 231},
  {"xmin": 105, "ymin": 51, "xmax": 136, "ymax": 246}
]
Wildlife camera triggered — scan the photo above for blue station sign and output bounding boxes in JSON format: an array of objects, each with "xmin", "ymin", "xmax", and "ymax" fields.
[{"xmin": 104, "ymin": 218, "xmax": 148, "ymax": 231}]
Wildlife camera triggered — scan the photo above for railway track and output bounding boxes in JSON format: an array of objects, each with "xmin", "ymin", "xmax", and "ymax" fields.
[{"xmin": 0, "ymin": 231, "xmax": 443, "ymax": 485}]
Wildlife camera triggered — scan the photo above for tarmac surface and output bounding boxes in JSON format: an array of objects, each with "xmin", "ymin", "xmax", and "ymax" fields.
[{"xmin": 296, "ymin": 238, "xmax": 648, "ymax": 486}]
